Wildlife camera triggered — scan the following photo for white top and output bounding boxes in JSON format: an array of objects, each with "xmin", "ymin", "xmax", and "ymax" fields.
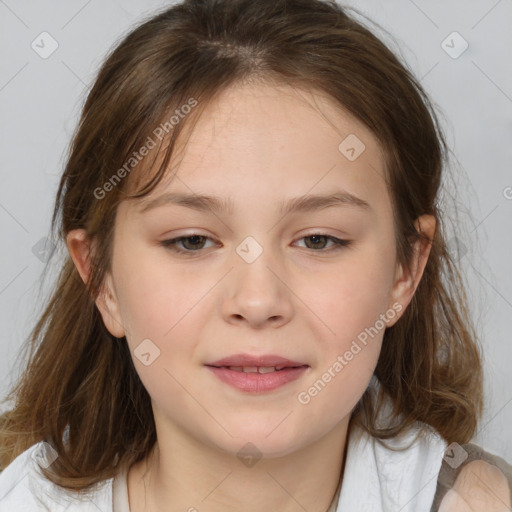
[
  {"xmin": 113, "ymin": 463, "xmax": 130, "ymax": 511},
  {"xmin": 0, "ymin": 420, "xmax": 447, "ymax": 511}
]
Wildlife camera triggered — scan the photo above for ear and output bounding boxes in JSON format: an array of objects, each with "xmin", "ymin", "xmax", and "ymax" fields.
[
  {"xmin": 386, "ymin": 214, "xmax": 436, "ymax": 327},
  {"xmin": 66, "ymin": 229, "xmax": 126, "ymax": 338}
]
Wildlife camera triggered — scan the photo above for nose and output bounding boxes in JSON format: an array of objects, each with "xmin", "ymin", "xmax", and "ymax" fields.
[{"xmin": 220, "ymin": 243, "xmax": 294, "ymax": 329}]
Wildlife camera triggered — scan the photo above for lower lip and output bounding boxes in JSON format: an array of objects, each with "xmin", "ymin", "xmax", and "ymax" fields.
[{"xmin": 206, "ymin": 366, "xmax": 309, "ymax": 392}]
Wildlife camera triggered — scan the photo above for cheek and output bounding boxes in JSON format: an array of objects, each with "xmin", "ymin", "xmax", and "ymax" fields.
[
  {"xmin": 297, "ymin": 254, "xmax": 393, "ymax": 413},
  {"xmin": 113, "ymin": 248, "xmax": 208, "ymax": 338},
  {"xmin": 307, "ymin": 253, "xmax": 395, "ymax": 344},
  {"xmin": 112, "ymin": 250, "xmax": 215, "ymax": 391},
  {"xmin": 298, "ymin": 274, "xmax": 387, "ymax": 422},
  {"xmin": 113, "ymin": 257, "xmax": 203, "ymax": 403}
]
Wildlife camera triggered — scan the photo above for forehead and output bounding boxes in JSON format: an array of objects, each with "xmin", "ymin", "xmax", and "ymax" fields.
[
  {"xmin": 181, "ymin": 81, "xmax": 381, "ymax": 162},
  {"xmin": 128, "ymin": 81, "xmax": 390, "ymax": 217}
]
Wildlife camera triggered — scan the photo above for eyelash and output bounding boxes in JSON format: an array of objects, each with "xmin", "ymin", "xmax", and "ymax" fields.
[{"xmin": 159, "ymin": 234, "xmax": 352, "ymax": 256}]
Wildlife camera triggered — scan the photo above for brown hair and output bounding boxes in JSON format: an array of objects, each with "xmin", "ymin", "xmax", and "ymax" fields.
[{"xmin": 0, "ymin": 0, "xmax": 483, "ymax": 492}]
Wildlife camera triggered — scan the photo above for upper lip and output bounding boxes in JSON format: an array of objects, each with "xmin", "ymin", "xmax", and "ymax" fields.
[{"xmin": 206, "ymin": 353, "xmax": 308, "ymax": 368}]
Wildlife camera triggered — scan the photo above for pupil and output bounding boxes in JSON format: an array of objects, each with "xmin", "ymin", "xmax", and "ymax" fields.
[
  {"xmin": 185, "ymin": 235, "xmax": 203, "ymax": 249},
  {"xmin": 308, "ymin": 235, "xmax": 325, "ymax": 249}
]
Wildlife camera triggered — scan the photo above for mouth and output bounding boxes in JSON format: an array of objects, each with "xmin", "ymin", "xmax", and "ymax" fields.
[
  {"xmin": 206, "ymin": 353, "xmax": 308, "ymax": 369},
  {"xmin": 205, "ymin": 354, "xmax": 309, "ymax": 393},
  {"xmin": 207, "ymin": 364, "xmax": 307, "ymax": 373}
]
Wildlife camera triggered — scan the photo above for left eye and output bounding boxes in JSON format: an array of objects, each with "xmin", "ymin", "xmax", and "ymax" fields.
[
  {"xmin": 295, "ymin": 234, "xmax": 351, "ymax": 250},
  {"xmin": 160, "ymin": 234, "xmax": 351, "ymax": 256}
]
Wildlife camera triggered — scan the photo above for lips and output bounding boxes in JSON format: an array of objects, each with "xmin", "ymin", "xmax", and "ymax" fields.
[{"xmin": 205, "ymin": 354, "xmax": 309, "ymax": 392}]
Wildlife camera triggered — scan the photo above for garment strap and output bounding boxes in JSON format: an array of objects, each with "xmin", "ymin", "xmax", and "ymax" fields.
[{"xmin": 430, "ymin": 442, "xmax": 512, "ymax": 511}]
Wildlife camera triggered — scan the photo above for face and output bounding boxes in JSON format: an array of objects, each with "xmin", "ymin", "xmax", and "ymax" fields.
[{"xmin": 83, "ymin": 82, "xmax": 417, "ymax": 459}]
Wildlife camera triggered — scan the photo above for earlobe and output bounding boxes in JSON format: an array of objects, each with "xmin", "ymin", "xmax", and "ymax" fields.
[{"xmin": 66, "ymin": 229, "xmax": 126, "ymax": 338}]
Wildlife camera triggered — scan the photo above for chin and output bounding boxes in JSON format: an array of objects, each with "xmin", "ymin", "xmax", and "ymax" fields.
[{"xmin": 204, "ymin": 423, "xmax": 313, "ymax": 460}]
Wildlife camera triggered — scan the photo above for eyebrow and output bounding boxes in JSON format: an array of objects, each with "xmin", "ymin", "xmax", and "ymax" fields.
[{"xmin": 138, "ymin": 191, "xmax": 371, "ymax": 216}]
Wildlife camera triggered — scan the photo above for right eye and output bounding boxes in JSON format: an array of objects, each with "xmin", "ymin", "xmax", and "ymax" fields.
[{"xmin": 160, "ymin": 234, "xmax": 219, "ymax": 256}]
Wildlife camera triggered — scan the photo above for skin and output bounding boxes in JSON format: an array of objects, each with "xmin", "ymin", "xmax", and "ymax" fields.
[{"xmin": 67, "ymin": 81, "xmax": 436, "ymax": 512}]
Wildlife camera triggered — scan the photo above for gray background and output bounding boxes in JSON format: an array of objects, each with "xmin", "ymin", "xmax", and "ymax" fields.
[{"xmin": 1, "ymin": 0, "xmax": 511, "ymax": 459}]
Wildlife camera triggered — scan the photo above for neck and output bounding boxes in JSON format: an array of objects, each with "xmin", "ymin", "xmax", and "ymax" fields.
[{"xmin": 127, "ymin": 419, "xmax": 351, "ymax": 512}]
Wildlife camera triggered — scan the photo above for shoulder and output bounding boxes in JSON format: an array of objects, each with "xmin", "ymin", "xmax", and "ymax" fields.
[
  {"xmin": 439, "ymin": 459, "xmax": 511, "ymax": 511},
  {"xmin": 434, "ymin": 439, "xmax": 512, "ymax": 512},
  {"xmin": 0, "ymin": 441, "xmax": 113, "ymax": 512}
]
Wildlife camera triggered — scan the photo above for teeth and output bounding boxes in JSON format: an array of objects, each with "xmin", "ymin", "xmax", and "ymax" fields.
[
  {"xmin": 226, "ymin": 366, "xmax": 280, "ymax": 373},
  {"xmin": 258, "ymin": 367, "xmax": 276, "ymax": 374}
]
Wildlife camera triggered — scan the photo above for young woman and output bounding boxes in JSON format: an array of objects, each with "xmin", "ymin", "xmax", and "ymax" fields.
[{"xmin": 1, "ymin": 1, "xmax": 511, "ymax": 510}]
